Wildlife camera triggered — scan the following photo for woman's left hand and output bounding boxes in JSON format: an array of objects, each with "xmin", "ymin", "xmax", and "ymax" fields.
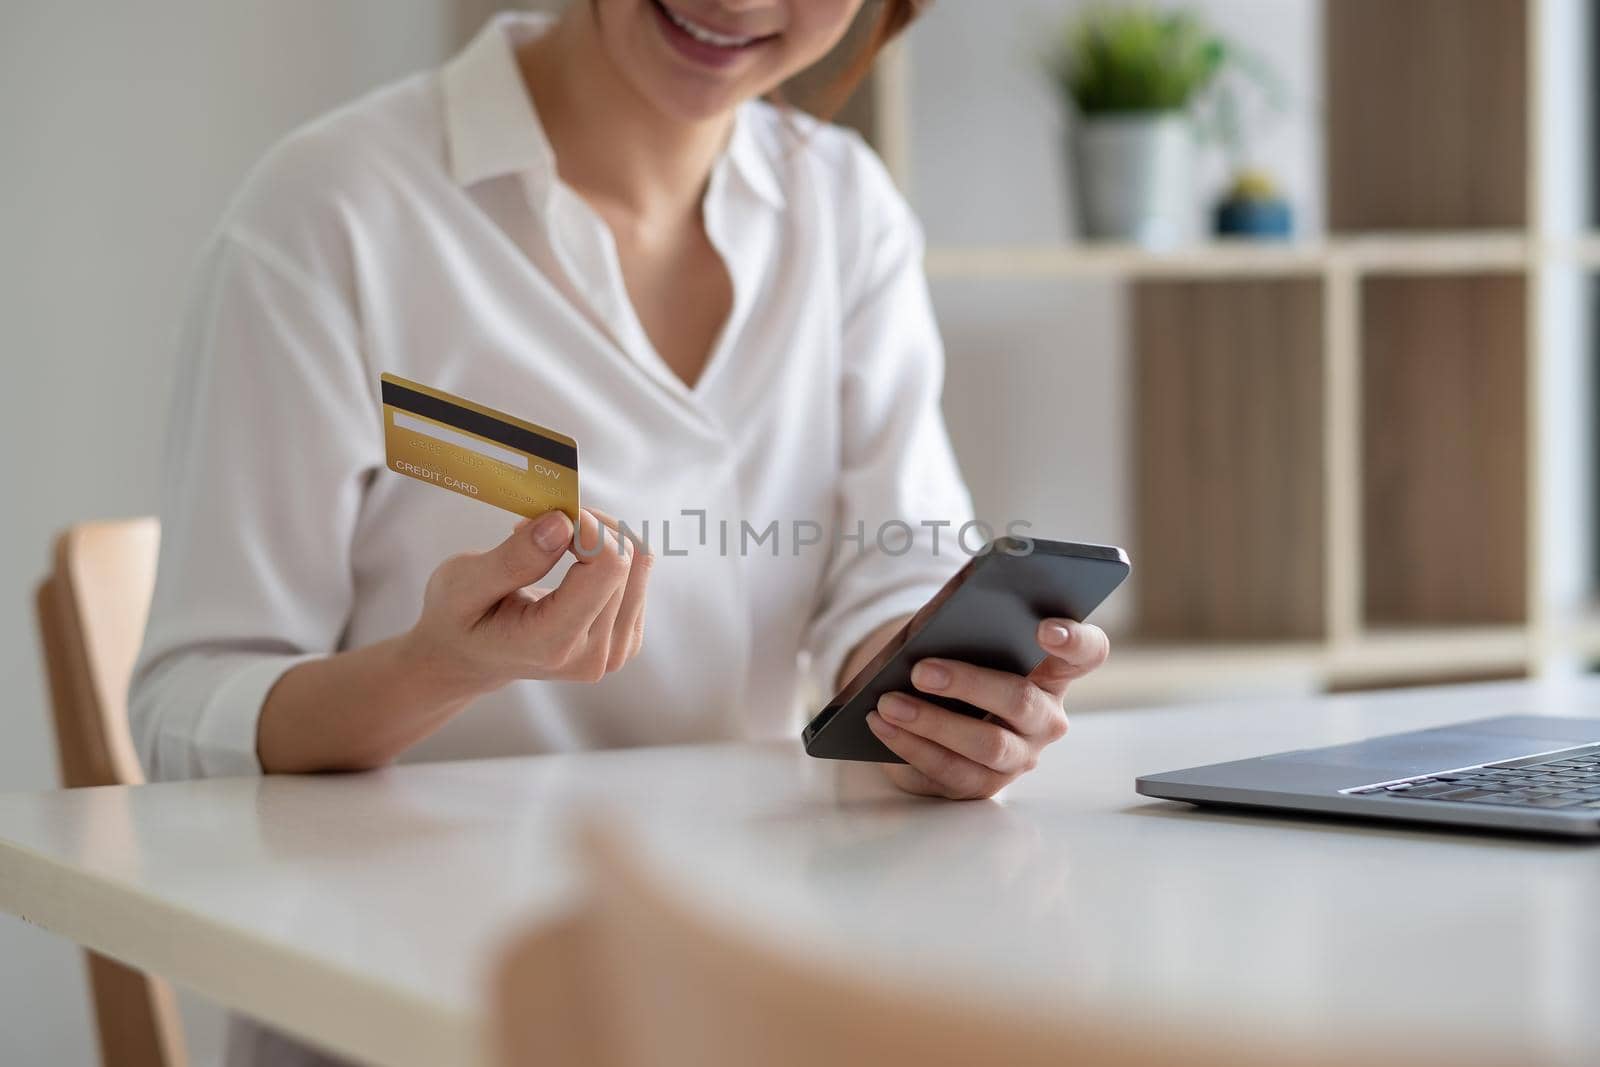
[{"xmin": 866, "ymin": 619, "xmax": 1110, "ymax": 800}]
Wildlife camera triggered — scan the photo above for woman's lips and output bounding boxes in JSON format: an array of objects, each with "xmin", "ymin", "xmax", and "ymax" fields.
[{"xmin": 648, "ymin": 0, "xmax": 777, "ymax": 71}]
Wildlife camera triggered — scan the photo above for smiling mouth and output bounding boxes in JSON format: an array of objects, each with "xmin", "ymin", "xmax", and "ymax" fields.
[{"xmin": 650, "ymin": 0, "xmax": 777, "ymax": 50}]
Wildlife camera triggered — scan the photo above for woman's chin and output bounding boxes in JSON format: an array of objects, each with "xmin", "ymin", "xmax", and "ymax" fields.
[{"xmin": 631, "ymin": 68, "xmax": 762, "ymax": 124}]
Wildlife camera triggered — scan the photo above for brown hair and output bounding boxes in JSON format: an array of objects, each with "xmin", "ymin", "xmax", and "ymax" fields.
[{"xmin": 810, "ymin": 0, "xmax": 928, "ymax": 120}]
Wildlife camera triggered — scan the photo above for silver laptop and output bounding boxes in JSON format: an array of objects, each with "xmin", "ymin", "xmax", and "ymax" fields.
[{"xmin": 1137, "ymin": 715, "xmax": 1600, "ymax": 837}]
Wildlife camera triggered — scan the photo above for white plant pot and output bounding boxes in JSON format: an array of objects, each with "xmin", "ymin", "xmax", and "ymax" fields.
[{"xmin": 1071, "ymin": 113, "xmax": 1197, "ymax": 247}]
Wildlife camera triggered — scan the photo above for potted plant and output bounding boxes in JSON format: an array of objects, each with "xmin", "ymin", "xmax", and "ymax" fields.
[
  {"xmin": 1205, "ymin": 45, "xmax": 1293, "ymax": 240},
  {"xmin": 1214, "ymin": 169, "xmax": 1292, "ymax": 239},
  {"xmin": 1047, "ymin": 6, "xmax": 1285, "ymax": 246}
]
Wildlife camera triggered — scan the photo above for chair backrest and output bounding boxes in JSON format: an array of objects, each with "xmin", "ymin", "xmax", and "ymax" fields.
[
  {"xmin": 492, "ymin": 822, "xmax": 1455, "ymax": 1067},
  {"xmin": 34, "ymin": 518, "xmax": 187, "ymax": 1067}
]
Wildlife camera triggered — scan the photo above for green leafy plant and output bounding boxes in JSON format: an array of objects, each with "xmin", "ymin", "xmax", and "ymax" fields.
[
  {"xmin": 1047, "ymin": 5, "xmax": 1289, "ymax": 169},
  {"xmin": 1049, "ymin": 6, "xmax": 1224, "ymax": 113}
]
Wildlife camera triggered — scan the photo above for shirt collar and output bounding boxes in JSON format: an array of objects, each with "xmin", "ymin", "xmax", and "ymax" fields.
[
  {"xmin": 440, "ymin": 12, "xmax": 557, "ymax": 189},
  {"xmin": 723, "ymin": 104, "xmax": 786, "ymax": 209},
  {"xmin": 440, "ymin": 12, "xmax": 784, "ymax": 209}
]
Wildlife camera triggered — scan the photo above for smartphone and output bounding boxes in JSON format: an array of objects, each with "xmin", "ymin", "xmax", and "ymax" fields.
[{"xmin": 802, "ymin": 537, "xmax": 1131, "ymax": 763}]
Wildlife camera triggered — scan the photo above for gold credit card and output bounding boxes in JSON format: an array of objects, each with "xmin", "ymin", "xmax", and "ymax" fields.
[{"xmin": 380, "ymin": 373, "xmax": 579, "ymax": 523}]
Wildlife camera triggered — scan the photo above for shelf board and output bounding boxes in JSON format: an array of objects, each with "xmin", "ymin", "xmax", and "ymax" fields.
[
  {"xmin": 1334, "ymin": 232, "xmax": 1530, "ymax": 273},
  {"xmin": 1546, "ymin": 606, "xmax": 1600, "ymax": 661},
  {"xmin": 925, "ymin": 241, "xmax": 1327, "ymax": 281},
  {"xmin": 1555, "ymin": 235, "xmax": 1600, "ymax": 269},
  {"xmin": 1069, "ymin": 625, "xmax": 1538, "ymax": 709},
  {"xmin": 924, "ymin": 231, "xmax": 1532, "ymax": 282},
  {"xmin": 1070, "ymin": 640, "xmax": 1327, "ymax": 709},
  {"xmin": 1328, "ymin": 625, "xmax": 1533, "ymax": 685}
]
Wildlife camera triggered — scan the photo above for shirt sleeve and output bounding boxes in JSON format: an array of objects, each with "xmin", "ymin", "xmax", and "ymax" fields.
[
  {"xmin": 802, "ymin": 142, "xmax": 976, "ymax": 694},
  {"xmin": 129, "ymin": 226, "xmax": 377, "ymax": 781}
]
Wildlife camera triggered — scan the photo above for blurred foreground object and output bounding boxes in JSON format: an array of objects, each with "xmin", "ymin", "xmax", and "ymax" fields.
[{"xmin": 491, "ymin": 817, "xmax": 1473, "ymax": 1067}]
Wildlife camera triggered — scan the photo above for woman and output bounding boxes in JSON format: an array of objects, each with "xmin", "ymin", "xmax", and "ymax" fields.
[{"xmin": 133, "ymin": 2, "xmax": 1108, "ymax": 1058}]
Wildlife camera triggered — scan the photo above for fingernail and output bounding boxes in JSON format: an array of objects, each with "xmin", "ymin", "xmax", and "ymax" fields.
[
  {"xmin": 866, "ymin": 711, "xmax": 899, "ymax": 738},
  {"xmin": 912, "ymin": 661, "xmax": 950, "ymax": 692},
  {"xmin": 532, "ymin": 511, "xmax": 571, "ymax": 551},
  {"xmin": 1043, "ymin": 623, "xmax": 1071, "ymax": 648},
  {"xmin": 879, "ymin": 693, "xmax": 917, "ymax": 723}
]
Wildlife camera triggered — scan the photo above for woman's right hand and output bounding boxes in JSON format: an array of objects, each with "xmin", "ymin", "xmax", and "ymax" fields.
[
  {"xmin": 257, "ymin": 507, "xmax": 650, "ymax": 774},
  {"xmin": 402, "ymin": 507, "xmax": 653, "ymax": 697}
]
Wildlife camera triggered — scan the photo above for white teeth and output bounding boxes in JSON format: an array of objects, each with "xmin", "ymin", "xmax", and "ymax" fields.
[{"xmin": 662, "ymin": 3, "xmax": 756, "ymax": 48}]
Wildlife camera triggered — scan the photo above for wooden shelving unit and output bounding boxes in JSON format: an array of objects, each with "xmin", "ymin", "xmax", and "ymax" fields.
[
  {"xmin": 826, "ymin": 0, "xmax": 1600, "ymax": 707},
  {"xmin": 1132, "ymin": 276, "xmax": 1327, "ymax": 641}
]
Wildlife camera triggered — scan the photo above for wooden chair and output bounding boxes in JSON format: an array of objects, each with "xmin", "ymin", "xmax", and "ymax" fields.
[
  {"xmin": 35, "ymin": 518, "xmax": 187, "ymax": 1067},
  {"xmin": 492, "ymin": 821, "xmax": 1461, "ymax": 1067}
]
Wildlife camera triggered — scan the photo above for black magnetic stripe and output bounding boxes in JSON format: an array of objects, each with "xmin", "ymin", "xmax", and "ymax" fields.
[{"xmin": 382, "ymin": 380, "xmax": 577, "ymax": 469}]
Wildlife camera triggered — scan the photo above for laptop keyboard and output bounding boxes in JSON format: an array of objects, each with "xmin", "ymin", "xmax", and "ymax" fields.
[{"xmin": 1345, "ymin": 742, "xmax": 1600, "ymax": 810}]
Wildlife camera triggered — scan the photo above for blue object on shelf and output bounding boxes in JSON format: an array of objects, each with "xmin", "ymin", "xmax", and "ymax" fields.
[{"xmin": 1214, "ymin": 196, "xmax": 1293, "ymax": 239}]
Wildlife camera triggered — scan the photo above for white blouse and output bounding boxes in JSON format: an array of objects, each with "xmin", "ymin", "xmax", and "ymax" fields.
[{"xmin": 130, "ymin": 11, "xmax": 974, "ymax": 784}]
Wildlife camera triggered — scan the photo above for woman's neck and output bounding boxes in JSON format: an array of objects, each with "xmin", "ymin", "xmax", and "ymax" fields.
[{"xmin": 519, "ymin": 9, "xmax": 734, "ymax": 234}]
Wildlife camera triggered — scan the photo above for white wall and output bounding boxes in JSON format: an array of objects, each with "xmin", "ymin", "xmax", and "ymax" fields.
[
  {"xmin": 1537, "ymin": 0, "xmax": 1598, "ymax": 658},
  {"xmin": 909, "ymin": 0, "xmax": 1321, "ymax": 631},
  {"xmin": 0, "ymin": 3, "xmax": 460, "ymax": 1061}
]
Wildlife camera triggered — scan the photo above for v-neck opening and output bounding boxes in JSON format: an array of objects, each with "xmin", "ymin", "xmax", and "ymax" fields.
[
  {"xmin": 556, "ymin": 156, "xmax": 749, "ymax": 410},
  {"xmin": 508, "ymin": 74, "xmax": 767, "ymax": 416}
]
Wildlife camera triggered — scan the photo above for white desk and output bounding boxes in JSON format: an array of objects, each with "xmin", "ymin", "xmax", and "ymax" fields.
[{"xmin": 4, "ymin": 680, "xmax": 1600, "ymax": 1066}]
